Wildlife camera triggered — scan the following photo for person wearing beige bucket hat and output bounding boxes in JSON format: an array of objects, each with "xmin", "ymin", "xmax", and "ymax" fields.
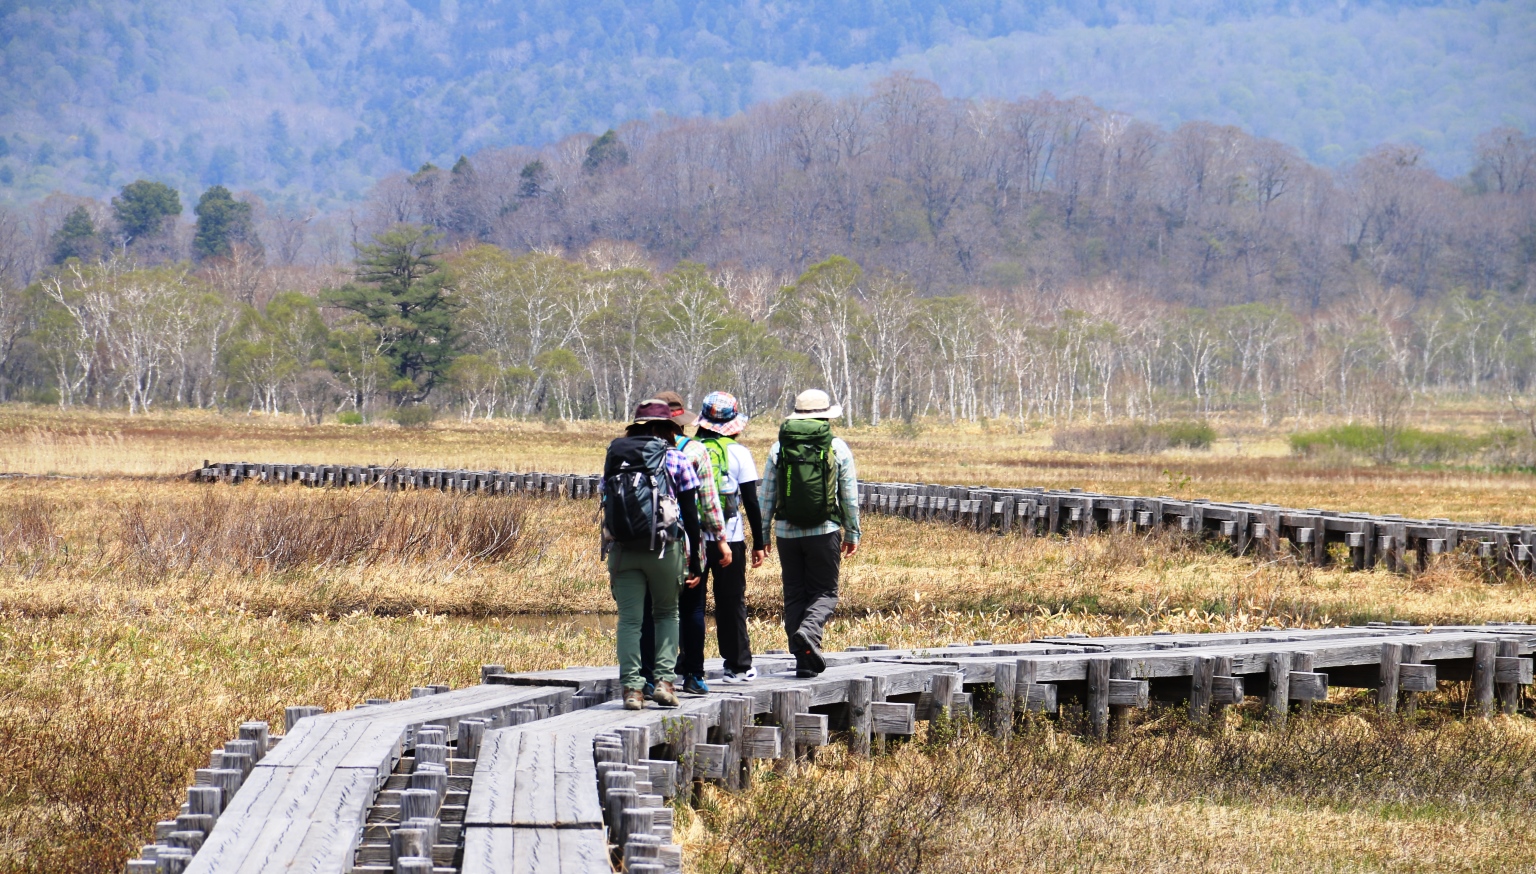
[
  {"xmin": 782, "ymin": 388, "xmax": 843, "ymax": 420},
  {"xmin": 758, "ymin": 389, "xmax": 861, "ymax": 678}
]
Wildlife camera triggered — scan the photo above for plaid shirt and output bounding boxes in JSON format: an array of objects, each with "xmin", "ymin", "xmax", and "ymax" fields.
[
  {"xmin": 676, "ymin": 436, "xmax": 727, "ymax": 535},
  {"xmin": 598, "ymin": 446, "xmax": 700, "ymax": 495},
  {"xmin": 759, "ymin": 436, "xmax": 861, "ymax": 544}
]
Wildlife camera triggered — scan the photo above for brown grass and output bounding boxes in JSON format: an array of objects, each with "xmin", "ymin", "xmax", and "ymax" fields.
[
  {"xmin": 0, "ymin": 612, "xmax": 616, "ymax": 873},
  {"xmin": 0, "ymin": 409, "xmax": 1534, "ymax": 872},
  {"xmin": 689, "ymin": 715, "xmax": 1536, "ymax": 873}
]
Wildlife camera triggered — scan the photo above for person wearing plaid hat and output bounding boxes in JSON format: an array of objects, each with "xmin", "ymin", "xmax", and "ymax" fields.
[{"xmin": 683, "ymin": 391, "xmax": 764, "ymax": 684}]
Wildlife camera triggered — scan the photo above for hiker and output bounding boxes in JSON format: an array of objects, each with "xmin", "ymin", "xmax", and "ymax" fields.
[
  {"xmin": 757, "ymin": 389, "xmax": 861, "ymax": 678},
  {"xmin": 600, "ymin": 399, "xmax": 705, "ymax": 710},
  {"xmin": 688, "ymin": 392, "xmax": 764, "ymax": 684},
  {"xmin": 637, "ymin": 390, "xmax": 728, "ymax": 696}
]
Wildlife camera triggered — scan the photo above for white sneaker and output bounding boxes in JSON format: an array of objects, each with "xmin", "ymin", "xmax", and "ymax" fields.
[
  {"xmin": 742, "ymin": 666, "xmax": 757, "ymax": 681},
  {"xmin": 719, "ymin": 671, "xmax": 741, "ymax": 685}
]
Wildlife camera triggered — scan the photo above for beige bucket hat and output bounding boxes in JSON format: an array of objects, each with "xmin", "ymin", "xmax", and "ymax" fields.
[{"xmin": 785, "ymin": 388, "xmax": 842, "ymax": 420}]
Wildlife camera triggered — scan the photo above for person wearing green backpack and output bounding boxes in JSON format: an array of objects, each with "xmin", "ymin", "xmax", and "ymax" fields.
[{"xmin": 757, "ymin": 389, "xmax": 861, "ymax": 678}]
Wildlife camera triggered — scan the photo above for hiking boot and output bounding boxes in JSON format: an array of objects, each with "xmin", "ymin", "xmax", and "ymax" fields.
[
  {"xmin": 795, "ymin": 668, "xmax": 820, "ymax": 679},
  {"xmin": 622, "ymin": 689, "xmax": 646, "ymax": 711},
  {"xmin": 682, "ymin": 674, "xmax": 710, "ymax": 695},
  {"xmin": 790, "ymin": 631, "xmax": 826, "ymax": 674},
  {"xmin": 652, "ymin": 680, "xmax": 679, "ymax": 707}
]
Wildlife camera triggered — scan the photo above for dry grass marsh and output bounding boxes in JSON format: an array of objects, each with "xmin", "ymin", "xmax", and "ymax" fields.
[{"xmin": 1, "ymin": 409, "xmax": 1534, "ymax": 873}]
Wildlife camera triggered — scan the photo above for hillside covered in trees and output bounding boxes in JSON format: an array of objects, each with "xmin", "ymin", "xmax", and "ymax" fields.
[
  {"xmin": 0, "ymin": 76, "xmax": 1533, "ymax": 433},
  {"xmin": 1, "ymin": 0, "xmax": 1532, "ymax": 205}
]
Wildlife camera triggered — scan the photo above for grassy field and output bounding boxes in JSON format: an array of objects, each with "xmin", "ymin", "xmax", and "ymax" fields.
[{"xmin": 1, "ymin": 407, "xmax": 1534, "ymax": 873}]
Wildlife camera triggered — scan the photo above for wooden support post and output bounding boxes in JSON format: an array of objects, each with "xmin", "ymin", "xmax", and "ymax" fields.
[
  {"xmin": 1189, "ymin": 654, "xmax": 1215, "ymax": 724},
  {"xmin": 284, "ymin": 705, "xmax": 321, "ymax": 731},
  {"xmin": 772, "ymin": 689, "xmax": 810, "ymax": 771},
  {"xmin": 1378, "ymin": 642, "xmax": 1401, "ymax": 713},
  {"xmin": 1014, "ymin": 659, "xmax": 1037, "ymax": 721},
  {"xmin": 1266, "ymin": 651, "xmax": 1292, "ymax": 728},
  {"xmin": 1401, "ymin": 643, "xmax": 1424, "ymax": 716},
  {"xmin": 1472, "ymin": 640, "xmax": 1496, "ymax": 718},
  {"xmin": 1260, "ymin": 509, "xmax": 1281, "ymax": 559},
  {"xmin": 1496, "ymin": 639, "xmax": 1521, "ymax": 716},
  {"xmin": 716, "ymin": 696, "xmax": 748, "ymax": 790},
  {"xmin": 931, "ymin": 672, "xmax": 959, "ymax": 722},
  {"xmin": 1292, "ymin": 651, "xmax": 1316, "ymax": 716},
  {"xmin": 1087, "ymin": 657, "xmax": 1111, "ymax": 739},
  {"xmin": 1109, "ymin": 657, "xmax": 1135, "ymax": 738},
  {"xmin": 870, "ymin": 675, "xmax": 889, "ymax": 753},
  {"xmin": 847, "ymin": 678, "xmax": 873, "ymax": 757},
  {"xmin": 991, "ymin": 661, "xmax": 1016, "ymax": 742},
  {"xmin": 665, "ymin": 714, "xmax": 700, "ymax": 804}
]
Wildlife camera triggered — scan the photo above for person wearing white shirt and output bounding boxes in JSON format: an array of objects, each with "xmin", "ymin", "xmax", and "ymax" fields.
[{"xmin": 682, "ymin": 391, "xmax": 765, "ymax": 684}]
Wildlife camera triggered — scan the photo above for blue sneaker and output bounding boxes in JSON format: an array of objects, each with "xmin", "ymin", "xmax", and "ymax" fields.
[
  {"xmin": 643, "ymin": 681, "xmax": 655, "ymax": 699},
  {"xmin": 682, "ymin": 674, "xmax": 710, "ymax": 695}
]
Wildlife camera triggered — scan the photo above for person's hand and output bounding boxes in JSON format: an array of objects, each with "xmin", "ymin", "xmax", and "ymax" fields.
[
  {"xmin": 842, "ymin": 540, "xmax": 858, "ymax": 557},
  {"xmin": 685, "ymin": 574, "xmax": 702, "ymax": 588},
  {"xmin": 716, "ymin": 541, "xmax": 733, "ymax": 567},
  {"xmin": 751, "ymin": 549, "xmax": 766, "ymax": 569}
]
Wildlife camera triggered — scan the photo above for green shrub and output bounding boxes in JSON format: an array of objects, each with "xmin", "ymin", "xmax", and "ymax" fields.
[
  {"xmin": 1393, "ymin": 428, "xmax": 1481, "ymax": 463},
  {"xmin": 1159, "ymin": 420, "xmax": 1217, "ymax": 449},
  {"xmin": 390, "ymin": 404, "xmax": 435, "ymax": 428},
  {"xmin": 1290, "ymin": 424, "xmax": 1488, "ymax": 464},
  {"xmin": 1289, "ymin": 424, "xmax": 1383, "ymax": 457},
  {"xmin": 336, "ymin": 411, "xmax": 364, "ymax": 426}
]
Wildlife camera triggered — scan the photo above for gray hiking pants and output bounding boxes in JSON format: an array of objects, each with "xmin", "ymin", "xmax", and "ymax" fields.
[{"xmin": 779, "ymin": 531, "xmax": 841, "ymax": 648}]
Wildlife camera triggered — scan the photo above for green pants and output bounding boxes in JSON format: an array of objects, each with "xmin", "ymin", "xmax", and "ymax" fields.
[{"xmin": 608, "ymin": 541, "xmax": 684, "ymax": 690}]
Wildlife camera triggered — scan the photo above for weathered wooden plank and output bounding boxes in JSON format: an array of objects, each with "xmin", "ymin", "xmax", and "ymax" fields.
[
  {"xmin": 464, "ymin": 730, "xmax": 603, "ymax": 828},
  {"xmin": 870, "ymin": 701, "xmax": 916, "ymax": 735},
  {"xmin": 460, "ymin": 825, "xmax": 609, "ymax": 874}
]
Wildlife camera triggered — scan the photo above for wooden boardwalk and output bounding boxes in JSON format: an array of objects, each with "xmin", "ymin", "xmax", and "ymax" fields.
[
  {"xmin": 196, "ymin": 461, "xmax": 1536, "ymax": 577},
  {"xmin": 132, "ymin": 624, "xmax": 1536, "ymax": 874}
]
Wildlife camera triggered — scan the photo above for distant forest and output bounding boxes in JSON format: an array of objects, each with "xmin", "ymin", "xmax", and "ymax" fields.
[
  {"xmin": 8, "ymin": 78, "xmax": 1533, "ymax": 303},
  {"xmin": 1, "ymin": 78, "xmax": 1534, "ymax": 431},
  {"xmin": 1, "ymin": 0, "xmax": 1532, "ymax": 205}
]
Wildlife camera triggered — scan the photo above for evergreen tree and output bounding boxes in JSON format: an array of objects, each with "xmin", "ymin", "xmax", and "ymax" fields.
[
  {"xmin": 582, "ymin": 130, "xmax": 628, "ymax": 174},
  {"xmin": 447, "ymin": 156, "xmax": 485, "ymax": 239},
  {"xmin": 518, "ymin": 160, "xmax": 549, "ymax": 198},
  {"xmin": 111, "ymin": 179, "xmax": 181, "ymax": 243},
  {"xmin": 321, "ymin": 225, "xmax": 457, "ymax": 403},
  {"xmin": 49, "ymin": 206, "xmax": 99, "ymax": 264},
  {"xmin": 192, "ymin": 185, "xmax": 259, "ymax": 261}
]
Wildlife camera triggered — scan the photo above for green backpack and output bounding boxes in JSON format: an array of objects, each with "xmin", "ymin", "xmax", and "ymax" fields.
[
  {"xmin": 776, "ymin": 418, "xmax": 840, "ymax": 527},
  {"xmin": 699, "ymin": 435, "xmax": 742, "ymax": 521}
]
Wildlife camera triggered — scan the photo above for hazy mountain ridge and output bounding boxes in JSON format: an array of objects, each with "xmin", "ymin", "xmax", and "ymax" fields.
[{"xmin": 0, "ymin": 0, "xmax": 1530, "ymax": 206}]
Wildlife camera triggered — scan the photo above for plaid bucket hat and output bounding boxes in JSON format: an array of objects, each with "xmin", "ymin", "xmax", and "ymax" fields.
[{"xmin": 698, "ymin": 391, "xmax": 748, "ymax": 436}]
